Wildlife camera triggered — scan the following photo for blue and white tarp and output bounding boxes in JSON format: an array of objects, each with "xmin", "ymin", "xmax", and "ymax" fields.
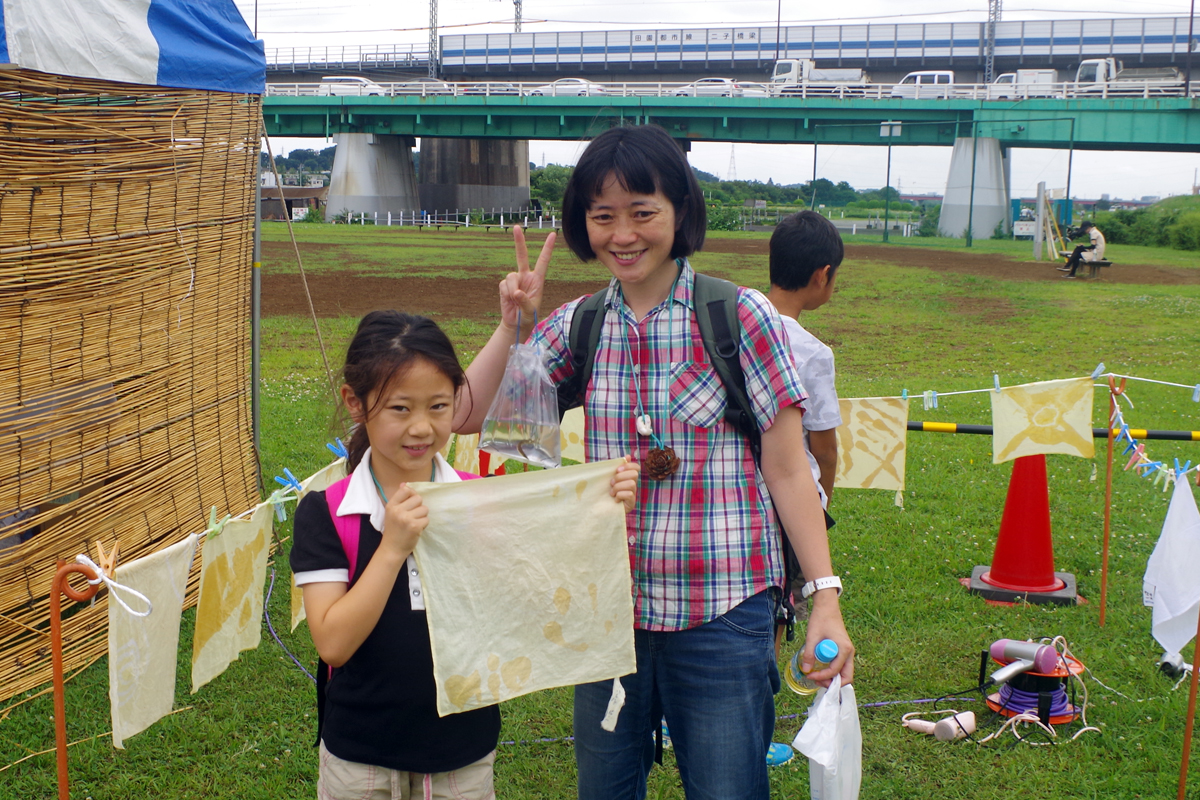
[{"xmin": 0, "ymin": 0, "xmax": 264, "ymax": 94}]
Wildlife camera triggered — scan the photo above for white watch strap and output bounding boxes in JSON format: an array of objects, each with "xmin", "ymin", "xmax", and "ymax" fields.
[{"xmin": 801, "ymin": 576, "xmax": 843, "ymax": 600}]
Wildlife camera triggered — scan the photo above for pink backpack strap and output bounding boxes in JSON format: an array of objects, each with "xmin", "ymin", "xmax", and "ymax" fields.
[
  {"xmin": 455, "ymin": 469, "xmax": 483, "ymax": 481},
  {"xmin": 324, "ymin": 476, "xmax": 360, "ymax": 582}
]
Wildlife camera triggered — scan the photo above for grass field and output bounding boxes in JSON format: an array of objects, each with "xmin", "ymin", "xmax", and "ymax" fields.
[{"xmin": 3, "ymin": 226, "xmax": 1200, "ymax": 799}]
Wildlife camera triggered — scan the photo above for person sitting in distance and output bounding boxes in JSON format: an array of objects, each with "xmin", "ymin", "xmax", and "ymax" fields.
[{"xmin": 1059, "ymin": 220, "xmax": 1105, "ymax": 278}]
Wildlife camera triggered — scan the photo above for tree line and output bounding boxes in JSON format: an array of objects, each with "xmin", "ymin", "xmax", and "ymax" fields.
[{"xmin": 530, "ymin": 163, "xmax": 902, "ymax": 209}]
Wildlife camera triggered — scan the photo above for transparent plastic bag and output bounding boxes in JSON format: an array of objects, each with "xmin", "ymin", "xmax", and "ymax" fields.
[{"xmin": 479, "ymin": 342, "xmax": 562, "ymax": 469}]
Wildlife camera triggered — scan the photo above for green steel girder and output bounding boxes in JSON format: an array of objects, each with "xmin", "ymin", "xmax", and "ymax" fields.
[{"xmin": 262, "ymin": 95, "xmax": 1200, "ymax": 152}]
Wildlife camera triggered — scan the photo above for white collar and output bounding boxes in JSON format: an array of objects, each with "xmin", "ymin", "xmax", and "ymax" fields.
[{"xmin": 337, "ymin": 447, "xmax": 461, "ymax": 532}]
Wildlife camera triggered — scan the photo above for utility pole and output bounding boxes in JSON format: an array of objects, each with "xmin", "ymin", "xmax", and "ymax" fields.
[
  {"xmin": 428, "ymin": 0, "xmax": 438, "ymax": 78},
  {"xmin": 985, "ymin": 0, "xmax": 1002, "ymax": 84},
  {"xmin": 727, "ymin": 144, "xmax": 736, "ymax": 182},
  {"xmin": 515, "ymin": 0, "xmax": 523, "ymax": 33}
]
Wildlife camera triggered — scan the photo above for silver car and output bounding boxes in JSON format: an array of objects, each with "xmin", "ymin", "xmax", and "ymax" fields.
[
  {"xmin": 675, "ymin": 78, "xmax": 765, "ymax": 97},
  {"xmin": 463, "ymin": 82, "xmax": 521, "ymax": 96},
  {"xmin": 529, "ymin": 78, "xmax": 606, "ymax": 96},
  {"xmin": 392, "ymin": 77, "xmax": 455, "ymax": 96},
  {"xmin": 318, "ymin": 76, "xmax": 385, "ymax": 96}
]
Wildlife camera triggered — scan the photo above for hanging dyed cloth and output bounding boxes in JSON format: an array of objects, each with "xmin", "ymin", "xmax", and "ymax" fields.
[
  {"xmin": 109, "ymin": 534, "xmax": 198, "ymax": 748},
  {"xmin": 191, "ymin": 502, "xmax": 273, "ymax": 692},
  {"xmin": 991, "ymin": 377, "xmax": 1095, "ymax": 464},
  {"xmin": 834, "ymin": 397, "xmax": 909, "ymax": 504}
]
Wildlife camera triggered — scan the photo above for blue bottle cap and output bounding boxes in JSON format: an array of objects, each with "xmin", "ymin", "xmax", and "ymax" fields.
[{"xmin": 814, "ymin": 639, "xmax": 839, "ymax": 664}]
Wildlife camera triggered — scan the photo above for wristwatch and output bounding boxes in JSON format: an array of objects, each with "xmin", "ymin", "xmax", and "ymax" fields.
[{"xmin": 800, "ymin": 576, "xmax": 843, "ymax": 600}]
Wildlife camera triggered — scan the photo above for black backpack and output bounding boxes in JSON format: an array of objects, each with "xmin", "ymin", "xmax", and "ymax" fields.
[{"xmin": 555, "ymin": 271, "xmax": 803, "ymax": 635}]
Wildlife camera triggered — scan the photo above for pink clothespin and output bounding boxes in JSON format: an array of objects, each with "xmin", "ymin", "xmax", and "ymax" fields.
[{"xmin": 1124, "ymin": 444, "xmax": 1145, "ymax": 472}]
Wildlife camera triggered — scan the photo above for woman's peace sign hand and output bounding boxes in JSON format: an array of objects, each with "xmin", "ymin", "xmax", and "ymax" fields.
[{"xmin": 500, "ymin": 226, "xmax": 556, "ymax": 332}]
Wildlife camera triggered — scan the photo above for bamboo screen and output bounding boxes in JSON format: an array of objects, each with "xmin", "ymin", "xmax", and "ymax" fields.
[{"xmin": 0, "ymin": 70, "xmax": 261, "ymax": 701}]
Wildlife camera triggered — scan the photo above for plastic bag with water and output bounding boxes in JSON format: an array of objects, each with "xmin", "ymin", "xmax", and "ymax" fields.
[{"xmin": 479, "ymin": 342, "xmax": 561, "ymax": 469}]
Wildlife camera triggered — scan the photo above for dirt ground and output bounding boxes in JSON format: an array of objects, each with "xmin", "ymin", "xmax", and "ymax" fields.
[{"xmin": 262, "ymin": 239, "xmax": 1197, "ymax": 320}]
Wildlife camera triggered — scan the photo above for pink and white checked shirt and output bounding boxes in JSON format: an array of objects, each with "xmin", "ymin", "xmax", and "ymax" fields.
[{"xmin": 531, "ymin": 261, "xmax": 809, "ymax": 631}]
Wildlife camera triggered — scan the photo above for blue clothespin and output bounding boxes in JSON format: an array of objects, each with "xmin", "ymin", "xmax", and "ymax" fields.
[
  {"xmin": 1119, "ymin": 424, "xmax": 1135, "ymax": 449},
  {"xmin": 901, "ymin": 389, "xmax": 907, "ymax": 400},
  {"xmin": 1091, "ymin": 363, "xmax": 1105, "ymax": 380},
  {"xmin": 274, "ymin": 467, "xmax": 303, "ymax": 494},
  {"xmin": 993, "ymin": 374, "xmax": 1001, "ymax": 392},
  {"xmin": 932, "ymin": 390, "xmax": 938, "ymax": 409},
  {"xmin": 326, "ymin": 438, "xmax": 349, "ymax": 459}
]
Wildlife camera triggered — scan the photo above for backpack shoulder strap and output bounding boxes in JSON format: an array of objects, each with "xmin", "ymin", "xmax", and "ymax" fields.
[
  {"xmin": 323, "ymin": 475, "xmax": 360, "ymax": 582},
  {"xmin": 557, "ymin": 290, "xmax": 610, "ymax": 419},
  {"xmin": 692, "ymin": 273, "xmax": 760, "ymax": 459}
]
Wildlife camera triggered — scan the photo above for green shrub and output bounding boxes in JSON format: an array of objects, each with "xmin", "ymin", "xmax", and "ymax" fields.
[
  {"xmin": 991, "ymin": 219, "xmax": 1007, "ymax": 240},
  {"xmin": 296, "ymin": 205, "xmax": 324, "ymax": 223},
  {"xmin": 706, "ymin": 204, "xmax": 743, "ymax": 231},
  {"xmin": 1166, "ymin": 211, "xmax": 1200, "ymax": 250},
  {"xmin": 917, "ymin": 204, "xmax": 940, "ymax": 237}
]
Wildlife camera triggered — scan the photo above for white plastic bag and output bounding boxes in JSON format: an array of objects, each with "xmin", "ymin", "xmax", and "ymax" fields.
[
  {"xmin": 791, "ymin": 675, "xmax": 862, "ymax": 800},
  {"xmin": 479, "ymin": 342, "xmax": 561, "ymax": 469}
]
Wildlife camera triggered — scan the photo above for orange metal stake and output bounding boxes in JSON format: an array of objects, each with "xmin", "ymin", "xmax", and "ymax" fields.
[
  {"xmin": 1099, "ymin": 377, "xmax": 1125, "ymax": 627},
  {"xmin": 49, "ymin": 559, "xmax": 99, "ymax": 800}
]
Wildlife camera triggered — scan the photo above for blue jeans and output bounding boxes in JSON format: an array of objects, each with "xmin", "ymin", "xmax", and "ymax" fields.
[{"xmin": 573, "ymin": 590, "xmax": 780, "ymax": 800}]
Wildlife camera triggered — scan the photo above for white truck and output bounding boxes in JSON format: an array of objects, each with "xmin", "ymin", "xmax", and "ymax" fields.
[
  {"xmin": 771, "ymin": 59, "xmax": 871, "ymax": 95},
  {"xmin": 1071, "ymin": 58, "xmax": 1184, "ymax": 96},
  {"xmin": 988, "ymin": 69, "xmax": 1059, "ymax": 99}
]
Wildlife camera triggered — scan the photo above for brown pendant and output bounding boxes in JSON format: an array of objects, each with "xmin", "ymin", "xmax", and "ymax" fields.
[{"xmin": 644, "ymin": 446, "xmax": 681, "ymax": 480}]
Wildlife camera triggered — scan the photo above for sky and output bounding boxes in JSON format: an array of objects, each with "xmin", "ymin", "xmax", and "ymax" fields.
[{"xmin": 242, "ymin": 0, "xmax": 1200, "ymax": 200}]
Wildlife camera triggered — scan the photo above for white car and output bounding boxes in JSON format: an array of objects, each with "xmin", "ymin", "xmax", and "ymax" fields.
[
  {"xmin": 392, "ymin": 77, "xmax": 455, "ymax": 96},
  {"xmin": 890, "ymin": 71, "xmax": 955, "ymax": 99},
  {"xmin": 318, "ymin": 76, "xmax": 385, "ymax": 96},
  {"xmin": 675, "ymin": 78, "xmax": 765, "ymax": 97},
  {"xmin": 529, "ymin": 78, "xmax": 606, "ymax": 96}
]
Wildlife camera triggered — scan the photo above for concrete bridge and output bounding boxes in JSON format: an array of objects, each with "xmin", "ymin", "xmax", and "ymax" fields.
[{"xmin": 264, "ymin": 88, "xmax": 1199, "ymax": 237}]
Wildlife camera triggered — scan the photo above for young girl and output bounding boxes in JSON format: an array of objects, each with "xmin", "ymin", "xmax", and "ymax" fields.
[
  {"xmin": 290, "ymin": 310, "xmax": 641, "ymax": 799},
  {"xmin": 461, "ymin": 125, "xmax": 854, "ymax": 799}
]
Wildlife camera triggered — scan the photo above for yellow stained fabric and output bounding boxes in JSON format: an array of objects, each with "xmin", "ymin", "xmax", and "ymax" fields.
[
  {"xmin": 411, "ymin": 459, "xmax": 635, "ymax": 717},
  {"xmin": 291, "ymin": 460, "xmax": 348, "ymax": 631},
  {"xmin": 990, "ymin": 377, "xmax": 1095, "ymax": 464},
  {"xmin": 451, "ymin": 432, "xmax": 482, "ymax": 475},
  {"xmin": 108, "ymin": 534, "xmax": 198, "ymax": 749},
  {"xmin": 834, "ymin": 397, "xmax": 909, "ymax": 493},
  {"xmin": 191, "ymin": 502, "xmax": 273, "ymax": 693},
  {"xmin": 560, "ymin": 407, "xmax": 586, "ymax": 463}
]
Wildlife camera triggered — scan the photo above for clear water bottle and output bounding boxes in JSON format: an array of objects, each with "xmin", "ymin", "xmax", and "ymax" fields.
[{"xmin": 783, "ymin": 639, "xmax": 839, "ymax": 696}]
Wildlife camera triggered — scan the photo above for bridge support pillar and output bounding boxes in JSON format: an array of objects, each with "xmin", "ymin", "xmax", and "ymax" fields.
[
  {"xmin": 418, "ymin": 138, "xmax": 530, "ymax": 212},
  {"xmin": 939, "ymin": 137, "xmax": 1010, "ymax": 239},
  {"xmin": 325, "ymin": 133, "xmax": 419, "ymax": 221}
]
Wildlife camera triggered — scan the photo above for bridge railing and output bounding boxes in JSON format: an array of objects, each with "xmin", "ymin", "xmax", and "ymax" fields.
[
  {"xmin": 263, "ymin": 79, "xmax": 1200, "ymax": 100},
  {"xmin": 265, "ymin": 44, "xmax": 430, "ymax": 72}
]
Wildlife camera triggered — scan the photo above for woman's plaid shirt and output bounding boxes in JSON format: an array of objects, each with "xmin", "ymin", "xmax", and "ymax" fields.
[{"xmin": 531, "ymin": 261, "xmax": 809, "ymax": 632}]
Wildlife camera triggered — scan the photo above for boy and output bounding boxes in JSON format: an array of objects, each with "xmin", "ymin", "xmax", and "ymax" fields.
[{"xmin": 767, "ymin": 210, "xmax": 844, "ymax": 513}]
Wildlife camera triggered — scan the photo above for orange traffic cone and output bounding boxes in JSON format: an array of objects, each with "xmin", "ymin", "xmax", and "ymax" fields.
[{"xmin": 969, "ymin": 454, "xmax": 1077, "ymax": 605}]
